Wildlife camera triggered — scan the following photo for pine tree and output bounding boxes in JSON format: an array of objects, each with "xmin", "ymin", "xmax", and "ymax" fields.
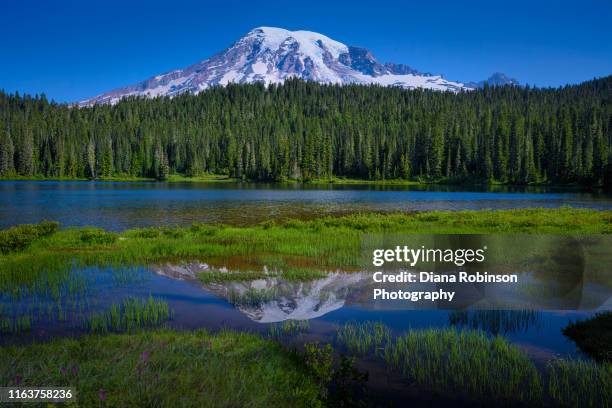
[
  {"xmin": 86, "ymin": 138, "xmax": 96, "ymax": 179},
  {"xmin": 17, "ymin": 128, "xmax": 34, "ymax": 176},
  {"xmin": 0, "ymin": 129, "xmax": 15, "ymax": 176}
]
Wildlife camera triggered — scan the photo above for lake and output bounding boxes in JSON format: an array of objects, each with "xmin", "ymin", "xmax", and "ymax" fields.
[
  {"xmin": 1, "ymin": 181, "xmax": 611, "ymax": 230},
  {"xmin": 2, "ymin": 180, "xmax": 610, "ymax": 404},
  {"xmin": 2, "ymin": 262, "xmax": 608, "ymax": 364}
]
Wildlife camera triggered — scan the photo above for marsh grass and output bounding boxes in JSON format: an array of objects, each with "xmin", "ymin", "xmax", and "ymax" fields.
[
  {"xmin": 384, "ymin": 328, "xmax": 543, "ymax": 404},
  {"xmin": 281, "ymin": 267, "xmax": 328, "ymax": 281},
  {"xmin": 228, "ymin": 287, "xmax": 279, "ymax": 307},
  {"xmin": 79, "ymin": 228, "xmax": 118, "ymax": 245},
  {"xmin": 0, "ymin": 220, "xmax": 59, "ymax": 254},
  {"xmin": 335, "ymin": 322, "xmax": 391, "ymax": 357},
  {"xmin": 269, "ymin": 320, "xmax": 311, "ymax": 339},
  {"xmin": 197, "ymin": 269, "xmax": 271, "ymax": 283},
  {"xmin": 547, "ymin": 358, "xmax": 612, "ymax": 408},
  {"xmin": 0, "ymin": 209, "xmax": 608, "ymax": 340},
  {"xmin": 1, "ymin": 208, "xmax": 610, "ymax": 306},
  {"xmin": 335, "ymin": 323, "xmax": 543, "ymax": 404},
  {"xmin": 197, "ymin": 267, "xmax": 327, "ymax": 284},
  {"xmin": 0, "ymin": 314, "xmax": 32, "ymax": 334},
  {"xmin": 87, "ymin": 296, "xmax": 171, "ymax": 334},
  {"xmin": 336, "ymin": 322, "xmax": 612, "ymax": 406},
  {"xmin": 0, "ymin": 329, "xmax": 323, "ymax": 407}
]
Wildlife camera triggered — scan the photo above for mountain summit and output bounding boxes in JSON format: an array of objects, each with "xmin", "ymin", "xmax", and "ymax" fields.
[
  {"xmin": 465, "ymin": 72, "xmax": 520, "ymax": 89},
  {"xmin": 80, "ymin": 27, "xmax": 513, "ymax": 106}
]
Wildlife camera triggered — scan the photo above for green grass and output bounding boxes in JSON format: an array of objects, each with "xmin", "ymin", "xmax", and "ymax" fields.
[
  {"xmin": 0, "ymin": 329, "xmax": 323, "ymax": 407},
  {"xmin": 0, "ymin": 314, "xmax": 32, "ymax": 334},
  {"xmin": 227, "ymin": 287, "xmax": 279, "ymax": 307},
  {"xmin": 336, "ymin": 323, "xmax": 542, "ymax": 404},
  {"xmin": 335, "ymin": 321, "xmax": 391, "ymax": 356},
  {"xmin": 384, "ymin": 328, "xmax": 543, "ymax": 404},
  {"xmin": 0, "ymin": 173, "xmax": 238, "ymax": 183},
  {"xmin": 269, "ymin": 320, "xmax": 311, "ymax": 339},
  {"xmin": 335, "ymin": 322, "xmax": 612, "ymax": 406},
  {"xmin": 197, "ymin": 267, "xmax": 326, "ymax": 284},
  {"xmin": 1, "ymin": 208, "xmax": 610, "ymax": 295},
  {"xmin": 1, "ymin": 173, "xmax": 593, "ymax": 187},
  {"xmin": 0, "ymin": 220, "xmax": 59, "ymax": 254},
  {"xmin": 547, "ymin": 358, "xmax": 612, "ymax": 408},
  {"xmin": 87, "ymin": 296, "xmax": 172, "ymax": 334},
  {"xmin": 563, "ymin": 312, "xmax": 612, "ymax": 362}
]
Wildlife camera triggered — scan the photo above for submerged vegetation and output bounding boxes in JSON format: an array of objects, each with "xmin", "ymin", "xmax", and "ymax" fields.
[
  {"xmin": 448, "ymin": 309, "xmax": 541, "ymax": 335},
  {"xmin": 563, "ymin": 312, "xmax": 612, "ymax": 362},
  {"xmin": 0, "ymin": 329, "xmax": 323, "ymax": 407}
]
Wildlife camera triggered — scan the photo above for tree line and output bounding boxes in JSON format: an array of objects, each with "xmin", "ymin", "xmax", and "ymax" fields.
[{"xmin": 0, "ymin": 76, "xmax": 611, "ymax": 186}]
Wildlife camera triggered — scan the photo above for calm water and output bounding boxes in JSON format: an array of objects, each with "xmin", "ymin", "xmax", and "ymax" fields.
[
  {"xmin": 2, "ymin": 264, "xmax": 608, "ymax": 362},
  {"xmin": 1, "ymin": 181, "xmax": 611, "ymax": 230}
]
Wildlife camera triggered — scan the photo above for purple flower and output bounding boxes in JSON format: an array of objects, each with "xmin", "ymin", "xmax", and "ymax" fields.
[
  {"xmin": 60, "ymin": 367, "xmax": 67, "ymax": 376},
  {"xmin": 99, "ymin": 388, "xmax": 106, "ymax": 402},
  {"xmin": 72, "ymin": 366, "xmax": 78, "ymax": 376},
  {"xmin": 141, "ymin": 351, "xmax": 149, "ymax": 364},
  {"xmin": 14, "ymin": 375, "xmax": 22, "ymax": 386}
]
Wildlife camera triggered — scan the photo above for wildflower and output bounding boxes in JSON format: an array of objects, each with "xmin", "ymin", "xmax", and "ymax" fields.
[
  {"xmin": 60, "ymin": 367, "xmax": 67, "ymax": 375},
  {"xmin": 72, "ymin": 366, "xmax": 78, "ymax": 376},
  {"xmin": 15, "ymin": 375, "xmax": 22, "ymax": 386},
  {"xmin": 99, "ymin": 388, "xmax": 106, "ymax": 402},
  {"xmin": 141, "ymin": 351, "xmax": 149, "ymax": 364}
]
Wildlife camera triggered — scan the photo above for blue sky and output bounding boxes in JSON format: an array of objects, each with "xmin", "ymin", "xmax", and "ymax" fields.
[{"xmin": 1, "ymin": 0, "xmax": 611, "ymax": 102}]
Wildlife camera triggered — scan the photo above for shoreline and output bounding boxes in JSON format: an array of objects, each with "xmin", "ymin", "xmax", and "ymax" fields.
[{"xmin": 0, "ymin": 174, "xmax": 604, "ymax": 190}]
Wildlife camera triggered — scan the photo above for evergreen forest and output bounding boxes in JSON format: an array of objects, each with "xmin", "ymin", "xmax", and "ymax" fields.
[{"xmin": 0, "ymin": 76, "xmax": 610, "ymax": 186}]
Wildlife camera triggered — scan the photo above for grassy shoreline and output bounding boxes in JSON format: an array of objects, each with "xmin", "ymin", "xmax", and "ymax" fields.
[
  {"xmin": 0, "ymin": 329, "xmax": 324, "ymax": 407},
  {"xmin": 2, "ymin": 324, "xmax": 610, "ymax": 407},
  {"xmin": 1, "ymin": 208, "xmax": 610, "ymax": 293},
  {"xmin": 0, "ymin": 174, "xmax": 603, "ymax": 188}
]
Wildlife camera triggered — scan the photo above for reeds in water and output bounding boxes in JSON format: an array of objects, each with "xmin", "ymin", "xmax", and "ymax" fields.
[
  {"xmin": 228, "ymin": 287, "xmax": 278, "ymax": 307},
  {"xmin": 335, "ymin": 322, "xmax": 391, "ymax": 357},
  {"xmin": 383, "ymin": 328, "xmax": 543, "ymax": 403},
  {"xmin": 335, "ymin": 322, "xmax": 543, "ymax": 404},
  {"xmin": 268, "ymin": 319, "xmax": 310, "ymax": 339},
  {"xmin": 87, "ymin": 296, "xmax": 171, "ymax": 334},
  {"xmin": 548, "ymin": 358, "xmax": 611, "ymax": 408}
]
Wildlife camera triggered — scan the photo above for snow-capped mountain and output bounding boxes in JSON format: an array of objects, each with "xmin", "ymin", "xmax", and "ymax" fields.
[
  {"xmin": 465, "ymin": 72, "xmax": 520, "ymax": 89},
  {"xmin": 80, "ymin": 27, "xmax": 481, "ymax": 106}
]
